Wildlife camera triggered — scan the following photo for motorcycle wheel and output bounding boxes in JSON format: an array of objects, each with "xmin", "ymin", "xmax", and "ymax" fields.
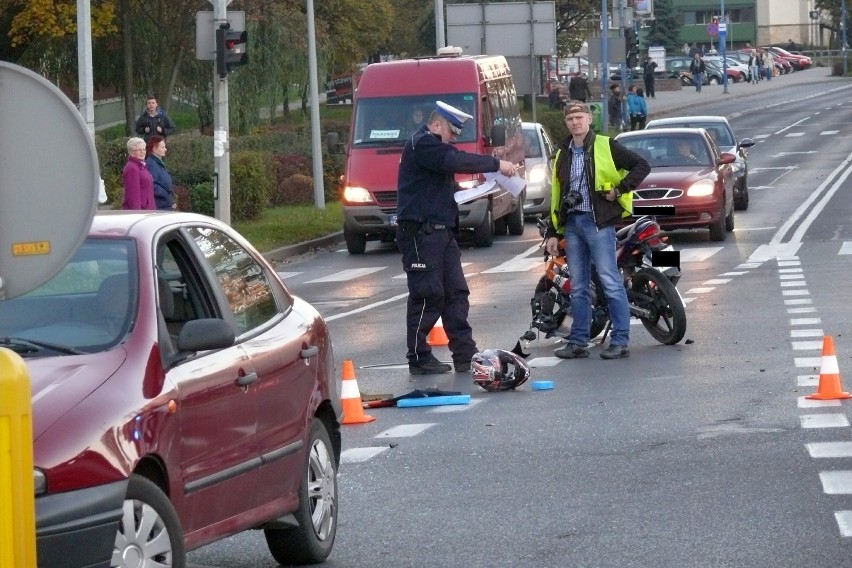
[
  {"xmin": 531, "ymin": 276, "xmax": 566, "ymax": 336},
  {"xmin": 631, "ymin": 268, "xmax": 686, "ymax": 345},
  {"xmin": 535, "ymin": 275, "xmax": 609, "ymax": 340}
]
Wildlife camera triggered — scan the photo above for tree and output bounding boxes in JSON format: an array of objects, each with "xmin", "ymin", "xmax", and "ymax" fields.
[
  {"xmin": 815, "ymin": 0, "xmax": 851, "ymax": 48},
  {"xmin": 644, "ymin": 0, "xmax": 680, "ymax": 52}
]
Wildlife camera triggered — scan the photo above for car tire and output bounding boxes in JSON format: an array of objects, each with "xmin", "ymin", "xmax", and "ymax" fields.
[
  {"xmin": 344, "ymin": 226, "xmax": 367, "ymax": 255},
  {"xmin": 265, "ymin": 418, "xmax": 338, "ymax": 565},
  {"xmin": 506, "ymin": 196, "xmax": 525, "ymax": 236},
  {"xmin": 473, "ymin": 207, "xmax": 494, "ymax": 248},
  {"xmin": 709, "ymin": 198, "xmax": 727, "ymax": 242},
  {"xmin": 493, "ymin": 217, "xmax": 508, "ymax": 236},
  {"xmin": 709, "ymin": 76, "xmax": 720, "ymax": 85},
  {"xmin": 725, "ymin": 202, "xmax": 735, "ymax": 232},
  {"xmin": 114, "ymin": 474, "xmax": 185, "ymax": 568},
  {"xmin": 734, "ymin": 179, "xmax": 749, "ymax": 211}
]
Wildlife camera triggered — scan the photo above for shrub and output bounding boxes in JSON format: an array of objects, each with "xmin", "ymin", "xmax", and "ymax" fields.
[
  {"xmin": 272, "ymin": 154, "xmax": 312, "ymax": 205},
  {"xmin": 230, "ymin": 151, "xmax": 273, "ymax": 221},
  {"xmin": 189, "ymin": 181, "xmax": 215, "ymax": 216},
  {"xmin": 538, "ymin": 110, "xmax": 568, "ymax": 144},
  {"xmin": 278, "ymin": 174, "xmax": 315, "ymax": 205},
  {"xmin": 174, "ymin": 185, "xmax": 191, "ymax": 212}
]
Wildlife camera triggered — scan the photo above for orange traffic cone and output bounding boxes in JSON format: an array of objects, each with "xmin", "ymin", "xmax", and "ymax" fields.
[
  {"xmin": 341, "ymin": 359, "xmax": 376, "ymax": 425},
  {"xmin": 806, "ymin": 336, "xmax": 851, "ymax": 400},
  {"xmin": 427, "ymin": 317, "xmax": 449, "ymax": 346}
]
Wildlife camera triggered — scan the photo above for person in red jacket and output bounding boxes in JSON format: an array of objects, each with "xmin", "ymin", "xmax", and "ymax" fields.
[{"xmin": 121, "ymin": 137, "xmax": 155, "ymax": 210}]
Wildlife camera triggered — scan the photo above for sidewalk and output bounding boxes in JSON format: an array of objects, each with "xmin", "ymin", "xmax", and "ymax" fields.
[
  {"xmin": 644, "ymin": 65, "xmax": 839, "ymax": 119},
  {"xmin": 263, "ymin": 66, "xmax": 844, "ymax": 263}
]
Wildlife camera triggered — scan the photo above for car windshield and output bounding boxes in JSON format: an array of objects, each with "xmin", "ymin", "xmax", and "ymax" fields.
[
  {"xmin": 647, "ymin": 122, "xmax": 734, "ymax": 147},
  {"xmin": 523, "ymin": 128, "xmax": 542, "ymax": 158},
  {"xmin": 619, "ymin": 134, "xmax": 711, "ymax": 168},
  {"xmin": 0, "ymin": 238, "xmax": 137, "ymax": 355},
  {"xmin": 351, "ymin": 94, "xmax": 477, "ymax": 147}
]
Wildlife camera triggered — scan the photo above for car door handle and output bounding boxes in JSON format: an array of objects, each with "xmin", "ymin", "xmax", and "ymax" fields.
[
  {"xmin": 300, "ymin": 346, "xmax": 319, "ymax": 359},
  {"xmin": 236, "ymin": 372, "xmax": 258, "ymax": 387}
]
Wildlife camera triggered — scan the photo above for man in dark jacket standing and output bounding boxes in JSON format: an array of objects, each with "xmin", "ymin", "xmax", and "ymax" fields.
[
  {"xmin": 135, "ymin": 95, "xmax": 176, "ymax": 142},
  {"xmin": 607, "ymin": 84, "xmax": 623, "ymax": 134},
  {"xmin": 642, "ymin": 56, "xmax": 658, "ymax": 98},
  {"xmin": 568, "ymin": 72, "xmax": 591, "ymax": 102},
  {"xmin": 396, "ymin": 101, "xmax": 516, "ymax": 374},
  {"xmin": 544, "ymin": 101, "xmax": 650, "ymax": 359}
]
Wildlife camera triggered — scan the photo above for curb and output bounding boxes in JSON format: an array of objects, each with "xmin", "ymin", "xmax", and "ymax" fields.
[{"xmin": 263, "ymin": 231, "xmax": 344, "ymax": 263}]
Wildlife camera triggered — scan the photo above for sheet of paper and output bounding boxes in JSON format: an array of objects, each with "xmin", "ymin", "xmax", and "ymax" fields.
[
  {"xmin": 454, "ymin": 179, "xmax": 499, "ymax": 204},
  {"xmin": 484, "ymin": 172, "xmax": 527, "ymax": 197}
]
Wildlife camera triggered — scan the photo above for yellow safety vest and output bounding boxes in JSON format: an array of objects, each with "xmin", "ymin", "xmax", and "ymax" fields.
[{"xmin": 550, "ymin": 136, "xmax": 633, "ymax": 230}]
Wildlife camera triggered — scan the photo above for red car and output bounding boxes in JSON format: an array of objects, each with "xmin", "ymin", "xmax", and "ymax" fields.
[
  {"xmin": 615, "ymin": 128, "xmax": 737, "ymax": 242},
  {"xmin": 763, "ymin": 46, "xmax": 812, "ymax": 70},
  {"xmin": 2, "ymin": 211, "xmax": 341, "ymax": 567}
]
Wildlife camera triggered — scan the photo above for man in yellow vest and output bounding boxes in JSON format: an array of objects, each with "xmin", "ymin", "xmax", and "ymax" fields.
[{"xmin": 544, "ymin": 100, "xmax": 650, "ymax": 359}]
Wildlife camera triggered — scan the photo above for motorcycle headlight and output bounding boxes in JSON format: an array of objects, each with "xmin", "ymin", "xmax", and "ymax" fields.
[
  {"xmin": 686, "ymin": 179, "xmax": 715, "ymax": 197},
  {"xmin": 342, "ymin": 186, "xmax": 373, "ymax": 203}
]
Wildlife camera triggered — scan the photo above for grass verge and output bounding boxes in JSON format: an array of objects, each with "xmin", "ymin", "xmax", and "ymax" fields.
[{"xmin": 233, "ymin": 201, "xmax": 343, "ymax": 253}]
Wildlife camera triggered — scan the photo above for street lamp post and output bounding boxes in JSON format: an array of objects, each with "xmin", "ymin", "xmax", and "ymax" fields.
[{"xmin": 720, "ymin": 0, "xmax": 729, "ymax": 94}]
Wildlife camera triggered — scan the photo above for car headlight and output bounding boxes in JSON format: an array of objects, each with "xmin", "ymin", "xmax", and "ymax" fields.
[
  {"xmin": 527, "ymin": 164, "xmax": 547, "ymax": 185},
  {"xmin": 686, "ymin": 179, "xmax": 715, "ymax": 197},
  {"xmin": 35, "ymin": 469, "xmax": 46, "ymax": 496},
  {"xmin": 342, "ymin": 186, "xmax": 373, "ymax": 203}
]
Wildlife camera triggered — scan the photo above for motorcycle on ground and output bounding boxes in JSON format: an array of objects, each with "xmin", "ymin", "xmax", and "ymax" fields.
[{"xmin": 525, "ymin": 215, "xmax": 686, "ymax": 346}]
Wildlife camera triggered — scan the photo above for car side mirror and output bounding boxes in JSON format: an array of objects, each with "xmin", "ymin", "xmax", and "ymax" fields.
[
  {"xmin": 487, "ymin": 124, "xmax": 506, "ymax": 147},
  {"xmin": 177, "ymin": 318, "xmax": 235, "ymax": 352},
  {"xmin": 716, "ymin": 152, "xmax": 737, "ymax": 166},
  {"xmin": 326, "ymin": 131, "xmax": 346, "ymax": 155},
  {"xmin": 737, "ymin": 137, "xmax": 755, "ymax": 150}
]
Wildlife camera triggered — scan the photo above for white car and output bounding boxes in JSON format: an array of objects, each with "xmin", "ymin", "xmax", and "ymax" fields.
[
  {"xmin": 702, "ymin": 56, "xmax": 750, "ymax": 82},
  {"xmin": 521, "ymin": 122, "xmax": 557, "ymax": 217}
]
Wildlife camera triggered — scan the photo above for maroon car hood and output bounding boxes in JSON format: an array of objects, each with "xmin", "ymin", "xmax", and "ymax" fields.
[
  {"xmin": 637, "ymin": 167, "xmax": 712, "ymax": 189},
  {"xmin": 27, "ymin": 348, "xmax": 127, "ymax": 439}
]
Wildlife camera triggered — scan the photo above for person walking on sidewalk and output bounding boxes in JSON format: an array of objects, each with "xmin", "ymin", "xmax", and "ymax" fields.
[
  {"xmin": 689, "ymin": 54, "xmax": 706, "ymax": 92},
  {"xmin": 748, "ymin": 49, "xmax": 760, "ymax": 84},
  {"xmin": 607, "ymin": 84, "xmax": 623, "ymax": 133},
  {"xmin": 543, "ymin": 101, "xmax": 650, "ymax": 360},
  {"xmin": 627, "ymin": 86, "xmax": 647, "ymax": 131},
  {"xmin": 396, "ymin": 101, "xmax": 517, "ymax": 375}
]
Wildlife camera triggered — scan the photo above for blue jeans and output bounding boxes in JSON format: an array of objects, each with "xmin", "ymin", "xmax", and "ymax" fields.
[
  {"xmin": 565, "ymin": 213, "xmax": 630, "ymax": 346},
  {"xmin": 693, "ymin": 72, "xmax": 703, "ymax": 91}
]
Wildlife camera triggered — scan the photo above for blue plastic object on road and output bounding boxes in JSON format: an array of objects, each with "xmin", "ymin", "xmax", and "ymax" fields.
[
  {"xmin": 531, "ymin": 380, "xmax": 555, "ymax": 390},
  {"xmin": 397, "ymin": 395, "xmax": 471, "ymax": 407}
]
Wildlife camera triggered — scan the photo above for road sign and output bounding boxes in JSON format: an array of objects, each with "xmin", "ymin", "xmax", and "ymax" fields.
[
  {"xmin": 718, "ymin": 22, "xmax": 727, "ymax": 35},
  {"xmin": 707, "ymin": 22, "xmax": 718, "ymax": 36}
]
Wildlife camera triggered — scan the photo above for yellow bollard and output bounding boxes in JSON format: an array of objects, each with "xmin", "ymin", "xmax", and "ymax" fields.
[{"xmin": 0, "ymin": 347, "xmax": 36, "ymax": 568}]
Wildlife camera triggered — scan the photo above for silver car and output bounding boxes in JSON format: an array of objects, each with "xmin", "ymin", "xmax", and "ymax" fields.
[
  {"xmin": 521, "ymin": 122, "xmax": 557, "ymax": 217},
  {"xmin": 644, "ymin": 115, "xmax": 755, "ymax": 210}
]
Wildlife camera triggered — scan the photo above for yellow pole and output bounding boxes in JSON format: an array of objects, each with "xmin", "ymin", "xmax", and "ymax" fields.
[{"xmin": 0, "ymin": 347, "xmax": 36, "ymax": 567}]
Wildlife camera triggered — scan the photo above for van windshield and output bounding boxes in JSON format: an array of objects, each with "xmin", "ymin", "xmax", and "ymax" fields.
[{"xmin": 352, "ymin": 94, "xmax": 477, "ymax": 147}]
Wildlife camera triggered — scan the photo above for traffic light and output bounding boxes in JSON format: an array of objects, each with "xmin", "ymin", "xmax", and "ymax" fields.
[
  {"xmin": 624, "ymin": 27, "xmax": 639, "ymax": 68},
  {"xmin": 216, "ymin": 24, "xmax": 248, "ymax": 78}
]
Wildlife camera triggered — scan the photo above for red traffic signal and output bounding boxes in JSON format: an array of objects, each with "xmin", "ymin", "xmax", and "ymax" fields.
[{"xmin": 216, "ymin": 24, "xmax": 248, "ymax": 78}]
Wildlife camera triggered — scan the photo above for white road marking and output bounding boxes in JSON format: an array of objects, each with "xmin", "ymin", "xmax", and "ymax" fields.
[
  {"xmin": 779, "ymin": 267, "xmax": 803, "ymax": 273},
  {"xmin": 798, "ymin": 374, "xmax": 819, "ymax": 387},
  {"xmin": 753, "ymin": 134, "xmax": 771, "ymax": 139},
  {"xmin": 785, "ymin": 298, "xmax": 813, "ymax": 305},
  {"xmin": 840, "ymin": 242, "xmax": 852, "ymax": 255},
  {"xmin": 375, "ymin": 424, "xmax": 436, "ymax": 438},
  {"xmin": 790, "ymin": 316, "xmax": 821, "ymax": 324},
  {"xmin": 807, "ymin": 442, "xmax": 852, "ymax": 458},
  {"xmin": 340, "ymin": 447, "xmax": 389, "ymax": 464},
  {"xmin": 798, "ymin": 396, "xmax": 842, "ymax": 408},
  {"xmin": 820, "ymin": 471, "xmax": 852, "ymax": 493},
  {"xmin": 685, "ymin": 287, "xmax": 715, "ymax": 294},
  {"xmin": 736, "ymin": 262, "xmax": 762, "ymax": 269},
  {"xmin": 788, "ymin": 307, "xmax": 817, "ymax": 314},
  {"xmin": 782, "ymin": 289, "xmax": 809, "ymax": 296},
  {"xmin": 528, "ymin": 357, "xmax": 563, "ymax": 367},
  {"xmin": 484, "ymin": 244, "xmax": 544, "ymax": 273},
  {"xmin": 801, "ymin": 414, "xmax": 850, "ymax": 428},
  {"xmin": 325, "ymin": 292, "xmax": 410, "ymax": 322},
  {"xmin": 305, "ymin": 267, "xmax": 386, "ymax": 283},
  {"xmin": 791, "ymin": 329, "xmax": 824, "ymax": 338},
  {"xmin": 835, "ymin": 512, "xmax": 852, "ymax": 537},
  {"xmin": 821, "ymin": 130, "xmax": 840, "ymax": 135},
  {"xmin": 276, "ymin": 271, "xmax": 302, "ymax": 280},
  {"xmin": 796, "ymin": 356, "xmax": 822, "ymax": 368},
  {"xmin": 720, "ymin": 271, "xmax": 748, "ymax": 276},
  {"xmin": 778, "ymin": 260, "xmax": 800, "ymax": 267},
  {"xmin": 702, "ymin": 278, "xmax": 730, "ymax": 285},
  {"xmin": 678, "ymin": 247, "xmax": 723, "ymax": 262},
  {"xmin": 779, "ymin": 274, "xmax": 805, "ymax": 280},
  {"xmin": 793, "ymin": 340, "xmax": 824, "ymax": 350},
  {"xmin": 784, "ymin": 132, "xmax": 806, "ymax": 137},
  {"xmin": 780, "ymin": 280, "xmax": 807, "ymax": 287}
]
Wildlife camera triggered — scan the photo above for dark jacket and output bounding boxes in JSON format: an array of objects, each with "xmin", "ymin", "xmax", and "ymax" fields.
[
  {"xmin": 546, "ymin": 130, "xmax": 650, "ymax": 234},
  {"xmin": 397, "ymin": 125, "xmax": 500, "ymax": 228},
  {"xmin": 146, "ymin": 154, "xmax": 174, "ymax": 210},
  {"xmin": 135, "ymin": 108, "xmax": 176, "ymax": 141},
  {"xmin": 689, "ymin": 58, "xmax": 706, "ymax": 74},
  {"xmin": 642, "ymin": 60, "xmax": 658, "ymax": 79},
  {"xmin": 568, "ymin": 75, "xmax": 591, "ymax": 101},
  {"xmin": 608, "ymin": 92, "xmax": 622, "ymax": 121}
]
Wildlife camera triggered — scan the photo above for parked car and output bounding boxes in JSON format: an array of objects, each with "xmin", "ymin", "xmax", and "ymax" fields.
[
  {"xmin": 644, "ymin": 115, "xmax": 755, "ymax": 210},
  {"xmin": 615, "ymin": 128, "xmax": 737, "ymax": 241},
  {"xmin": 764, "ymin": 46, "xmax": 812, "ymax": 70},
  {"xmin": 12, "ymin": 211, "xmax": 342, "ymax": 568},
  {"xmin": 521, "ymin": 121, "xmax": 556, "ymax": 217},
  {"xmin": 703, "ymin": 56, "xmax": 750, "ymax": 82},
  {"xmin": 665, "ymin": 56, "xmax": 722, "ymax": 85}
]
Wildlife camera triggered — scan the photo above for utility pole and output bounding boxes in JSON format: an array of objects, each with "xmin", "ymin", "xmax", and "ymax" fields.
[
  {"xmin": 529, "ymin": 0, "xmax": 537, "ymax": 125},
  {"xmin": 843, "ymin": 0, "xmax": 848, "ymax": 75},
  {"xmin": 212, "ymin": 0, "xmax": 231, "ymax": 225},
  {"xmin": 306, "ymin": 0, "xmax": 325, "ymax": 208},
  {"xmin": 600, "ymin": 0, "xmax": 608, "ymax": 130},
  {"xmin": 721, "ymin": 0, "xmax": 729, "ymax": 94},
  {"xmin": 76, "ymin": 0, "xmax": 94, "ymax": 136},
  {"xmin": 435, "ymin": 0, "xmax": 446, "ymax": 50}
]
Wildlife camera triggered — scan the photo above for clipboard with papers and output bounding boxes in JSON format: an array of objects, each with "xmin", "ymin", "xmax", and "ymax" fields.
[{"xmin": 453, "ymin": 173, "xmax": 527, "ymax": 205}]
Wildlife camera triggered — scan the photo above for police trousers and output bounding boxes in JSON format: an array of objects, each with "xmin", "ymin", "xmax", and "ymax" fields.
[{"xmin": 396, "ymin": 224, "xmax": 477, "ymax": 365}]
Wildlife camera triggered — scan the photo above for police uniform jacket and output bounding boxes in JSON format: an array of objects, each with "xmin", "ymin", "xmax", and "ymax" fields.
[
  {"xmin": 397, "ymin": 125, "xmax": 500, "ymax": 228},
  {"xmin": 545, "ymin": 130, "xmax": 649, "ymax": 237}
]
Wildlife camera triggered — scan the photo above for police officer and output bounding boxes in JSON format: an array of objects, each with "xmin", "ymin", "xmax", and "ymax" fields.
[{"xmin": 397, "ymin": 101, "xmax": 516, "ymax": 374}]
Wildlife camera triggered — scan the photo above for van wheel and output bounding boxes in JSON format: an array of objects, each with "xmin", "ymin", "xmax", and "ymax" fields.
[
  {"xmin": 506, "ymin": 197, "xmax": 525, "ymax": 236},
  {"xmin": 344, "ymin": 227, "xmax": 367, "ymax": 254},
  {"xmin": 493, "ymin": 217, "xmax": 507, "ymax": 236},
  {"xmin": 474, "ymin": 208, "xmax": 494, "ymax": 247}
]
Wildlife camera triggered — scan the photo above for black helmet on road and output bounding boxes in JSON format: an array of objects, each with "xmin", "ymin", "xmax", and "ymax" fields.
[{"xmin": 471, "ymin": 349, "xmax": 530, "ymax": 392}]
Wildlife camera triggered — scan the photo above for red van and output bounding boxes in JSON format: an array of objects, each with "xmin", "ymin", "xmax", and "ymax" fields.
[{"xmin": 329, "ymin": 49, "xmax": 526, "ymax": 254}]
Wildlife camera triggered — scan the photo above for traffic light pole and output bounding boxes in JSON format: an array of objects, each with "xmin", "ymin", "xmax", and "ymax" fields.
[{"xmin": 213, "ymin": 0, "xmax": 231, "ymax": 225}]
